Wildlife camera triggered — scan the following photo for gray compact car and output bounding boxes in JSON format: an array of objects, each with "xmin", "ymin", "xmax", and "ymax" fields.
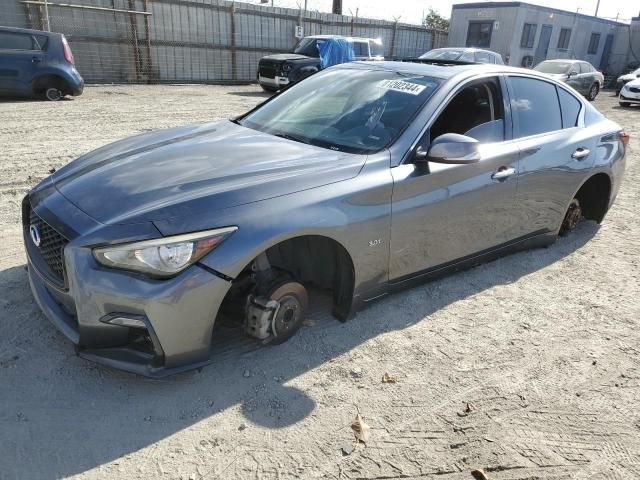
[
  {"xmin": 533, "ymin": 59, "xmax": 604, "ymax": 101},
  {"xmin": 24, "ymin": 62, "xmax": 627, "ymax": 377}
]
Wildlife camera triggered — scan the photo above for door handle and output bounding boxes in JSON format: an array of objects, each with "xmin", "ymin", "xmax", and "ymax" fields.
[
  {"xmin": 31, "ymin": 57, "xmax": 41, "ymax": 63},
  {"xmin": 491, "ymin": 166, "xmax": 516, "ymax": 181},
  {"xmin": 571, "ymin": 147, "xmax": 590, "ymax": 160}
]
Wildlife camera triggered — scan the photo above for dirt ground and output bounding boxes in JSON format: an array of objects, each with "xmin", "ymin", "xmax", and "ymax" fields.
[{"xmin": 1, "ymin": 85, "xmax": 639, "ymax": 480}]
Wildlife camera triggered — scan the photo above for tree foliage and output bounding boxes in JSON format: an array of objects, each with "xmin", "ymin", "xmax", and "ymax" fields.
[{"xmin": 423, "ymin": 7, "xmax": 449, "ymax": 31}]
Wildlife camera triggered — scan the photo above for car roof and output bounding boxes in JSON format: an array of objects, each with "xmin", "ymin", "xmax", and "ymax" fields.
[
  {"xmin": 540, "ymin": 59, "xmax": 584, "ymax": 64},
  {"xmin": 307, "ymin": 35, "xmax": 377, "ymax": 42},
  {"xmin": 430, "ymin": 47, "xmax": 496, "ymax": 54},
  {"xmin": 0, "ymin": 26, "xmax": 58, "ymax": 37},
  {"xmin": 340, "ymin": 60, "xmax": 562, "ymax": 81}
]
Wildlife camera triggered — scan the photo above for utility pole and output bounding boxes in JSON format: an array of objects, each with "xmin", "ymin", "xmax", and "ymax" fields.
[
  {"xmin": 594, "ymin": 0, "xmax": 600, "ymax": 17},
  {"xmin": 332, "ymin": 0, "xmax": 342, "ymax": 15}
]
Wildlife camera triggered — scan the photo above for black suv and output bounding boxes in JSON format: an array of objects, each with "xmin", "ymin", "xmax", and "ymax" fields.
[{"xmin": 257, "ymin": 35, "xmax": 383, "ymax": 91}]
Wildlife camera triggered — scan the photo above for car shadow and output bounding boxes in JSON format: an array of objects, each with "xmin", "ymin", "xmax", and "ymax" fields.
[
  {"xmin": 226, "ymin": 90, "xmax": 273, "ymax": 98},
  {"xmin": 0, "ymin": 222, "xmax": 599, "ymax": 478}
]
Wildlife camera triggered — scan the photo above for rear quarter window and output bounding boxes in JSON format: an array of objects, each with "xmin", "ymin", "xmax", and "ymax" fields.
[
  {"xmin": 557, "ymin": 87, "xmax": 582, "ymax": 128},
  {"xmin": 509, "ymin": 76, "xmax": 562, "ymax": 138}
]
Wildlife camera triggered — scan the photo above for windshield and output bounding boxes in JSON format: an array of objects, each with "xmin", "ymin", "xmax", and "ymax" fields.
[
  {"xmin": 239, "ymin": 68, "xmax": 441, "ymax": 154},
  {"xmin": 419, "ymin": 49, "xmax": 463, "ymax": 60},
  {"xmin": 293, "ymin": 38, "xmax": 324, "ymax": 57},
  {"xmin": 534, "ymin": 62, "xmax": 572, "ymax": 74}
]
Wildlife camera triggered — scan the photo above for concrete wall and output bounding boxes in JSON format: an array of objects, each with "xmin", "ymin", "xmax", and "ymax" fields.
[
  {"xmin": 3, "ymin": 0, "xmax": 447, "ymax": 84},
  {"xmin": 448, "ymin": 2, "xmax": 631, "ymax": 75}
]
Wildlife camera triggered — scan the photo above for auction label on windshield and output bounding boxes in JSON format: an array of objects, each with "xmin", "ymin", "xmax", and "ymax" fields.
[{"xmin": 378, "ymin": 79, "xmax": 426, "ymax": 95}]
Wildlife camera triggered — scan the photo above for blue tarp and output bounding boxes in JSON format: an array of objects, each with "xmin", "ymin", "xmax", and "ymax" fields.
[{"xmin": 317, "ymin": 38, "xmax": 355, "ymax": 69}]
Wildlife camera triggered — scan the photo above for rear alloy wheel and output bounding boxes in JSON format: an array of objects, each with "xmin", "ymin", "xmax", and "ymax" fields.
[
  {"xmin": 587, "ymin": 83, "xmax": 599, "ymax": 101},
  {"xmin": 267, "ymin": 281, "xmax": 308, "ymax": 345},
  {"xmin": 45, "ymin": 87, "xmax": 63, "ymax": 101},
  {"xmin": 560, "ymin": 199, "xmax": 583, "ymax": 236}
]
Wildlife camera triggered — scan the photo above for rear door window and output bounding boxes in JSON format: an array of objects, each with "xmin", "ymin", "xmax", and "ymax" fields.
[
  {"xmin": 508, "ymin": 76, "xmax": 562, "ymax": 138},
  {"xmin": 0, "ymin": 31, "xmax": 36, "ymax": 50},
  {"xmin": 557, "ymin": 87, "xmax": 582, "ymax": 128}
]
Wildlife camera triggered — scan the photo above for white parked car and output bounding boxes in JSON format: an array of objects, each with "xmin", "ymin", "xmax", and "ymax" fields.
[
  {"xmin": 619, "ymin": 77, "xmax": 640, "ymax": 107},
  {"xmin": 615, "ymin": 67, "xmax": 640, "ymax": 95}
]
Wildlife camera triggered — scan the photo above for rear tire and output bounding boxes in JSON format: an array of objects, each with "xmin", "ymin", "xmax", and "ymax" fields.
[
  {"xmin": 45, "ymin": 86, "xmax": 64, "ymax": 101},
  {"xmin": 587, "ymin": 83, "xmax": 599, "ymax": 101}
]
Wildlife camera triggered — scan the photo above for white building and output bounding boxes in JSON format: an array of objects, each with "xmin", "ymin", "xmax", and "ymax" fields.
[{"xmin": 447, "ymin": 2, "xmax": 638, "ymax": 76}]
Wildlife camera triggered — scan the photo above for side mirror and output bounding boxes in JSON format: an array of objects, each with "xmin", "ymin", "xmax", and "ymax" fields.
[
  {"xmin": 568, "ymin": 70, "xmax": 578, "ymax": 78},
  {"xmin": 415, "ymin": 133, "xmax": 480, "ymax": 165}
]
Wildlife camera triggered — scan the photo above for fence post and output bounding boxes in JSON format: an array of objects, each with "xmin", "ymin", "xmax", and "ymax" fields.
[
  {"xmin": 143, "ymin": 0, "xmax": 153, "ymax": 81},
  {"xmin": 230, "ymin": 2, "xmax": 237, "ymax": 81},
  {"xmin": 390, "ymin": 20, "xmax": 398, "ymax": 58},
  {"xmin": 127, "ymin": 0, "xmax": 142, "ymax": 82}
]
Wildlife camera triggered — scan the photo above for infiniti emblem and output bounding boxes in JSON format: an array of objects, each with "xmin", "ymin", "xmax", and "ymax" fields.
[{"xmin": 29, "ymin": 224, "xmax": 41, "ymax": 247}]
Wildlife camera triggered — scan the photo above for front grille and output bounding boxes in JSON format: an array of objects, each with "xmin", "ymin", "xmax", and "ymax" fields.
[
  {"xmin": 259, "ymin": 60, "xmax": 279, "ymax": 79},
  {"xmin": 28, "ymin": 208, "xmax": 68, "ymax": 284},
  {"xmin": 259, "ymin": 65, "xmax": 277, "ymax": 79},
  {"xmin": 629, "ymin": 87, "xmax": 640, "ymax": 93}
]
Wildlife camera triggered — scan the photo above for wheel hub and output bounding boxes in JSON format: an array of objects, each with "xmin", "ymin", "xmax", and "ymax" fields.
[{"xmin": 561, "ymin": 199, "xmax": 582, "ymax": 234}]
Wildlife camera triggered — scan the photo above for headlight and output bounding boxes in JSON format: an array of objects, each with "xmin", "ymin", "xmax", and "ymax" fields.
[
  {"xmin": 282, "ymin": 63, "xmax": 292, "ymax": 73},
  {"xmin": 93, "ymin": 227, "xmax": 237, "ymax": 277}
]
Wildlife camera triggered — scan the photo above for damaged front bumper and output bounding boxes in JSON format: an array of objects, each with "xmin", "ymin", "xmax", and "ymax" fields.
[{"xmin": 24, "ymin": 192, "xmax": 232, "ymax": 377}]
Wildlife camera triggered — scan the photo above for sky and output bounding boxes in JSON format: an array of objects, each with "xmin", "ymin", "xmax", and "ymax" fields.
[{"xmin": 243, "ymin": 0, "xmax": 639, "ymax": 25}]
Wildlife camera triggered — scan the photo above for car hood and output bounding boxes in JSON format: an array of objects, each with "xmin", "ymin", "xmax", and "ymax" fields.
[
  {"xmin": 260, "ymin": 53, "xmax": 312, "ymax": 62},
  {"xmin": 619, "ymin": 73, "xmax": 639, "ymax": 82},
  {"xmin": 52, "ymin": 121, "xmax": 365, "ymax": 225}
]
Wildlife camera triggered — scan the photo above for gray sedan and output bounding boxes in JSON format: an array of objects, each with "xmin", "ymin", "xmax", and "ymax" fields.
[
  {"xmin": 24, "ymin": 62, "xmax": 627, "ymax": 377},
  {"xmin": 534, "ymin": 59, "xmax": 604, "ymax": 101}
]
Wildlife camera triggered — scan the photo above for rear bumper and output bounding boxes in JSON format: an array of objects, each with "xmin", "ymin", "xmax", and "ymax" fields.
[{"xmin": 24, "ymin": 195, "xmax": 233, "ymax": 377}]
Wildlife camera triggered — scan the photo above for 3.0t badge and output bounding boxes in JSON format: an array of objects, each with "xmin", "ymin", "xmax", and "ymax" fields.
[{"xmin": 29, "ymin": 224, "xmax": 41, "ymax": 247}]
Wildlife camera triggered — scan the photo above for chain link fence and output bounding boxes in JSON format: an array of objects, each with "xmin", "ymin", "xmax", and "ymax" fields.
[{"xmin": 2, "ymin": 0, "xmax": 448, "ymax": 84}]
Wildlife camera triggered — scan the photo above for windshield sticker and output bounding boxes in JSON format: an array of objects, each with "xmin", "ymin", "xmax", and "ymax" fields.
[{"xmin": 378, "ymin": 79, "xmax": 427, "ymax": 95}]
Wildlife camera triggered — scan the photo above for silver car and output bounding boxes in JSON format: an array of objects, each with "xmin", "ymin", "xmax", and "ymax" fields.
[
  {"xmin": 534, "ymin": 59, "xmax": 604, "ymax": 101},
  {"xmin": 24, "ymin": 62, "xmax": 627, "ymax": 377}
]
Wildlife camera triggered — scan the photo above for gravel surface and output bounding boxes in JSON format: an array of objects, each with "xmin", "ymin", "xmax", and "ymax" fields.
[{"xmin": 0, "ymin": 86, "xmax": 639, "ymax": 480}]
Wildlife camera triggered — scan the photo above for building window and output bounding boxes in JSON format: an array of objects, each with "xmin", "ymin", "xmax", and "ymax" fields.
[
  {"xmin": 520, "ymin": 23, "xmax": 537, "ymax": 48},
  {"xmin": 588, "ymin": 33, "xmax": 601, "ymax": 54},
  {"xmin": 466, "ymin": 21, "xmax": 493, "ymax": 48},
  {"xmin": 557, "ymin": 28, "xmax": 571, "ymax": 50}
]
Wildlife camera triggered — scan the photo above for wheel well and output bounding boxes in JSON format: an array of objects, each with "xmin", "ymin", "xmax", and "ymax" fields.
[
  {"xmin": 222, "ymin": 235, "xmax": 355, "ymax": 322},
  {"xmin": 574, "ymin": 173, "xmax": 611, "ymax": 223},
  {"xmin": 32, "ymin": 74, "xmax": 68, "ymax": 94}
]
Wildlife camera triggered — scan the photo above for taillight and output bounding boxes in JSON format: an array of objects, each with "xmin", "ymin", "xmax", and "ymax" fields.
[
  {"xmin": 619, "ymin": 131, "xmax": 630, "ymax": 147},
  {"xmin": 61, "ymin": 36, "xmax": 74, "ymax": 65}
]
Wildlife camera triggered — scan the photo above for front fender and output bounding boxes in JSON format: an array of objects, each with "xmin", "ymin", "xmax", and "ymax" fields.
[{"xmin": 154, "ymin": 152, "xmax": 393, "ymax": 302}]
